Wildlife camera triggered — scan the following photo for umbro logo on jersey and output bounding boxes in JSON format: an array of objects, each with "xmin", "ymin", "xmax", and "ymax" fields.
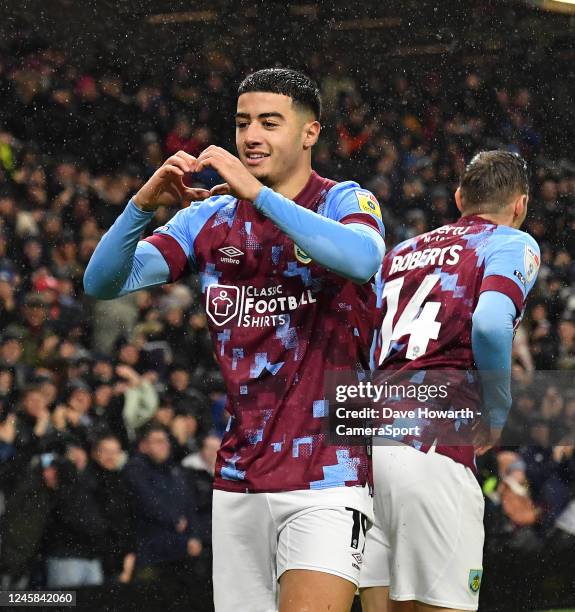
[
  {"xmin": 219, "ymin": 246, "xmax": 244, "ymax": 264},
  {"xmin": 219, "ymin": 246, "xmax": 244, "ymax": 257}
]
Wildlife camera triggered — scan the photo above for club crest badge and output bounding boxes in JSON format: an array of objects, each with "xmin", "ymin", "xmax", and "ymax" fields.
[
  {"xmin": 468, "ymin": 569, "xmax": 482, "ymax": 594},
  {"xmin": 294, "ymin": 244, "xmax": 312, "ymax": 264}
]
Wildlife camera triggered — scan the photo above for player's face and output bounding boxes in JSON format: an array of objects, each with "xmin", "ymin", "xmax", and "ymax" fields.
[{"xmin": 236, "ymin": 92, "xmax": 318, "ymax": 186}]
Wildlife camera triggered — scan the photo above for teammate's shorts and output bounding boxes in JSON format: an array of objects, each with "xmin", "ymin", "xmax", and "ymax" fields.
[
  {"xmin": 212, "ymin": 485, "xmax": 372, "ymax": 612},
  {"xmin": 360, "ymin": 443, "xmax": 485, "ymax": 611}
]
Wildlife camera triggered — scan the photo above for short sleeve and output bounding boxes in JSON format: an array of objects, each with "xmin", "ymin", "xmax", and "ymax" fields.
[
  {"xmin": 480, "ymin": 230, "xmax": 540, "ymax": 315},
  {"xmin": 323, "ymin": 181, "xmax": 385, "ymax": 237},
  {"xmin": 144, "ymin": 195, "xmax": 235, "ymax": 282}
]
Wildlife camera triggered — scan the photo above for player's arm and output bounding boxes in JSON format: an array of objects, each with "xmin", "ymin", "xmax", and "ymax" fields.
[
  {"xmin": 195, "ymin": 146, "xmax": 385, "ymax": 284},
  {"xmin": 472, "ymin": 232, "xmax": 540, "ymax": 449},
  {"xmin": 83, "ymin": 201, "xmax": 170, "ymax": 299},
  {"xmin": 253, "ymin": 185, "xmax": 385, "ymax": 283},
  {"xmin": 84, "ymin": 152, "xmax": 208, "ymax": 300},
  {"xmin": 472, "ymin": 291, "xmax": 515, "ymax": 431}
]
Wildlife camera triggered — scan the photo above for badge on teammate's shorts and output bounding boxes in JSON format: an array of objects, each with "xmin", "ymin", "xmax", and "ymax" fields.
[{"xmin": 361, "ymin": 445, "xmax": 485, "ymax": 611}]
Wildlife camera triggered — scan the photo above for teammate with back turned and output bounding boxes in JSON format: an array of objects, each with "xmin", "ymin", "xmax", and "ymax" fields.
[
  {"xmin": 83, "ymin": 68, "xmax": 386, "ymax": 612},
  {"xmin": 359, "ymin": 151, "xmax": 540, "ymax": 612}
]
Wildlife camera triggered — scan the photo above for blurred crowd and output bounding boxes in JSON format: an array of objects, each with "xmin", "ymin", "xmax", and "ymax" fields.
[{"xmin": 0, "ymin": 40, "xmax": 574, "ymax": 591}]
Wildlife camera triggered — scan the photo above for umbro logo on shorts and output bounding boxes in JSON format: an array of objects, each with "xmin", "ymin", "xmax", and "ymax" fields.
[{"xmin": 351, "ymin": 552, "xmax": 363, "ymax": 571}]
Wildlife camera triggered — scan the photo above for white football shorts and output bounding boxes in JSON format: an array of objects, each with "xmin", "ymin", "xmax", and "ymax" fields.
[
  {"xmin": 360, "ymin": 443, "xmax": 485, "ymax": 611},
  {"xmin": 212, "ymin": 485, "xmax": 372, "ymax": 612}
]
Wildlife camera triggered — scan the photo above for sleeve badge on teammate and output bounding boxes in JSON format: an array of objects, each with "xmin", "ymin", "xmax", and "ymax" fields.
[
  {"xmin": 355, "ymin": 191, "xmax": 382, "ymax": 220},
  {"xmin": 524, "ymin": 244, "xmax": 540, "ymax": 283}
]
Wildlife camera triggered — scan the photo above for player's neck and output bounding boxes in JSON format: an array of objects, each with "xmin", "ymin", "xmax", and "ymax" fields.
[
  {"xmin": 461, "ymin": 211, "xmax": 515, "ymax": 228},
  {"xmin": 269, "ymin": 163, "xmax": 313, "ymax": 200}
]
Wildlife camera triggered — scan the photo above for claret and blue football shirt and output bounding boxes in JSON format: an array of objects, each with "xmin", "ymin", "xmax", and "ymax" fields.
[
  {"xmin": 373, "ymin": 214, "xmax": 539, "ymax": 469},
  {"xmin": 85, "ymin": 171, "xmax": 385, "ymax": 493}
]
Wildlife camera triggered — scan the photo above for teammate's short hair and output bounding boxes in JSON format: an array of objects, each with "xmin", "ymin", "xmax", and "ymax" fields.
[
  {"xmin": 459, "ymin": 150, "xmax": 529, "ymax": 213},
  {"xmin": 238, "ymin": 68, "xmax": 322, "ymax": 120}
]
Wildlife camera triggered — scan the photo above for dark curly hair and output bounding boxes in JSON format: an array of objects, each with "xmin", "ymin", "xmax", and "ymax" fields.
[{"xmin": 238, "ymin": 68, "xmax": 322, "ymax": 120}]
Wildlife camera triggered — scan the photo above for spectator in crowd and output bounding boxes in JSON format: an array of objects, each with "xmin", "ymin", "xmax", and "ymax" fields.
[
  {"xmin": 123, "ymin": 423, "xmax": 203, "ymax": 581},
  {"xmin": 15, "ymin": 295, "xmax": 58, "ymax": 368},
  {"xmin": 182, "ymin": 433, "xmax": 220, "ymax": 545},
  {"xmin": 84, "ymin": 433, "xmax": 136, "ymax": 583},
  {"xmin": 50, "ymin": 381, "xmax": 95, "ymax": 449},
  {"xmin": 90, "ymin": 294, "xmax": 140, "ymax": 355},
  {"xmin": 42, "ymin": 454, "xmax": 107, "ymax": 589},
  {"xmin": 0, "ymin": 269, "xmax": 17, "ymax": 331},
  {"xmin": 113, "ymin": 364, "xmax": 159, "ymax": 443},
  {"xmin": 549, "ymin": 442, "xmax": 575, "ymax": 552},
  {"xmin": 0, "ymin": 331, "xmax": 29, "ymax": 391},
  {"xmin": 165, "ymin": 117, "xmax": 204, "ymax": 158},
  {"xmin": 0, "ymin": 386, "xmax": 51, "ymax": 495},
  {"xmin": 0, "ymin": 456, "xmax": 58, "ymax": 589}
]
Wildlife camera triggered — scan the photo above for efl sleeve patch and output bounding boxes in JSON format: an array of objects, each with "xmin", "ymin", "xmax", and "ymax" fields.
[
  {"xmin": 524, "ymin": 244, "xmax": 540, "ymax": 283},
  {"xmin": 355, "ymin": 191, "xmax": 382, "ymax": 220}
]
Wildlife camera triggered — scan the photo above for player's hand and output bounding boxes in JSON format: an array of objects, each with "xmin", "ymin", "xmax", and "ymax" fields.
[
  {"xmin": 195, "ymin": 145, "xmax": 263, "ymax": 202},
  {"xmin": 133, "ymin": 151, "xmax": 210, "ymax": 212},
  {"xmin": 473, "ymin": 419, "xmax": 503, "ymax": 456}
]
